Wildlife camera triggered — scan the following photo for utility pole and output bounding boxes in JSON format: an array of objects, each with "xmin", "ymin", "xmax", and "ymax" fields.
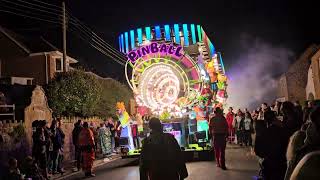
[{"xmin": 62, "ymin": 0, "xmax": 67, "ymax": 72}]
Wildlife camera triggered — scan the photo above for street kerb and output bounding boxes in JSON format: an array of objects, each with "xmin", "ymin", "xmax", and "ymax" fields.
[{"xmin": 53, "ymin": 156, "xmax": 122, "ymax": 180}]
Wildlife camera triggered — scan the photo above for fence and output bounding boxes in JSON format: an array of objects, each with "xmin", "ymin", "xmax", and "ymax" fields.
[{"xmin": 0, "ymin": 104, "xmax": 15, "ymax": 121}]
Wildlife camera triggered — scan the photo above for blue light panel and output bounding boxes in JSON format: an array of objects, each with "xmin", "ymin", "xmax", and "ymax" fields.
[
  {"xmin": 218, "ymin": 52, "xmax": 226, "ymax": 74},
  {"xmin": 191, "ymin": 24, "xmax": 196, "ymax": 44},
  {"xmin": 130, "ymin": 30, "xmax": 135, "ymax": 49},
  {"xmin": 182, "ymin": 24, "xmax": 189, "ymax": 46},
  {"xmin": 208, "ymin": 39, "xmax": 216, "ymax": 58},
  {"xmin": 155, "ymin": 26, "xmax": 161, "ymax": 39},
  {"xmin": 174, "ymin": 24, "xmax": 180, "ymax": 44},
  {"xmin": 118, "ymin": 36, "xmax": 122, "ymax": 52},
  {"xmin": 124, "ymin": 32, "xmax": 129, "ymax": 53},
  {"xmin": 137, "ymin": 28, "xmax": 143, "ymax": 44},
  {"xmin": 197, "ymin": 25, "xmax": 202, "ymax": 42},
  {"xmin": 145, "ymin": 27, "xmax": 151, "ymax": 40},
  {"xmin": 120, "ymin": 34, "xmax": 124, "ymax": 53},
  {"xmin": 164, "ymin": 25, "xmax": 170, "ymax": 41}
]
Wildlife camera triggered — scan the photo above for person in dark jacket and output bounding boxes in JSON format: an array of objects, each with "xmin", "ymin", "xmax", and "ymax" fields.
[
  {"xmin": 303, "ymin": 101, "xmax": 314, "ymax": 123},
  {"xmin": 20, "ymin": 156, "xmax": 45, "ymax": 180},
  {"xmin": 49, "ymin": 120, "xmax": 64, "ymax": 174},
  {"xmin": 139, "ymin": 117, "xmax": 188, "ymax": 180},
  {"xmin": 209, "ymin": 107, "xmax": 228, "ymax": 169},
  {"xmin": 106, "ymin": 117, "xmax": 116, "ymax": 153},
  {"xmin": 285, "ymin": 105, "xmax": 320, "ymax": 180},
  {"xmin": 72, "ymin": 120, "xmax": 82, "ymax": 171},
  {"xmin": 33, "ymin": 126, "xmax": 49, "ymax": 179},
  {"xmin": 294, "ymin": 101, "xmax": 304, "ymax": 128},
  {"xmin": 255, "ymin": 110, "xmax": 288, "ymax": 180},
  {"xmin": 4, "ymin": 157, "xmax": 23, "ymax": 180},
  {"xmin": 56, "ymin": 119, "xmax": 65, "ymax": 173},
  {"xmin": 282, "ymin": 101, "xmax": 301, "ymax": 137}
]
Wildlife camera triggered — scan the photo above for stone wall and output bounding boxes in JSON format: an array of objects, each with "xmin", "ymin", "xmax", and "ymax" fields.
[
  {"xmin": 311, "ymin": 49, "xmax": 320, "ymax": 99},
  {"xmin": 277, "ymin": 74, "xmax": 288, "ymax": 101},
  {"xmin": 24, "ymin": 86, "xmax": 52, "ymax": 153},
  {"xmin": 58, "ymin": 116, "xmax": 103, "ymax": 161},
  {"xmin": 277, "ymin": 45, "xmax": 320, "ymax": 103}
]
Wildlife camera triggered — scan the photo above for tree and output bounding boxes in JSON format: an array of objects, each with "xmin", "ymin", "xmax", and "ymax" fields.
[
  {"xmin": 47, "ymin": 69, "xmax": 102, "ymax": 117},
  {"xmin": 94, "ymin": 78, "xmax": 132, "ymax": 118}
]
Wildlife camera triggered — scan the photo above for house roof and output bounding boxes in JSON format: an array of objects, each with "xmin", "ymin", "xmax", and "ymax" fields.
[{"xmin": 0, "ymin": 25, "xmax": 61, "ymax": 56}]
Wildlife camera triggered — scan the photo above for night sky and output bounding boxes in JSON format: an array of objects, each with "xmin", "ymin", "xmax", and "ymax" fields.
[{"xmin": 1, "ymin": 0, "xmax": 319, "ymax": 82}]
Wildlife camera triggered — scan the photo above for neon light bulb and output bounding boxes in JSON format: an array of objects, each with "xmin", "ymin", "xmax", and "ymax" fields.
[
  {"xmin": 182, "ymin": 24, "xmax": 189, "ymax": 46},
  {"xmin": 191, "ymin": 24, "xmax": 196, "ymax": 44},
  {"xmin": 145, "ymin": 27, "xmax": 151, "ymax": 40},
  {"xmin": 174, "ymin": 24, "xmax": 180, "ymax": 44}
]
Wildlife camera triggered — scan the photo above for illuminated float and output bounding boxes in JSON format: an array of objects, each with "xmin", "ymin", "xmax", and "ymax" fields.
[{"xmin": 118, "ymin": 24, "xmax": 227, "ymax": 160}]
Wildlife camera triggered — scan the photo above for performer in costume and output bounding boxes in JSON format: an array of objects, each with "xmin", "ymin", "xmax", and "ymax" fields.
[
  {"xmin": 116, "ymin": 102, "xmax": 134, "ymax": 150},
  {"xmin": 194, "ymin": 100, "xmax": 210, "ymax": 141}
]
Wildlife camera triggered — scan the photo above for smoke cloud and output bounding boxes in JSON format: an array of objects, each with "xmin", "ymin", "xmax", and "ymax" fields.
[{"xmin": 226, "ymin": 34, "xmax": 294, "ymax": 111}]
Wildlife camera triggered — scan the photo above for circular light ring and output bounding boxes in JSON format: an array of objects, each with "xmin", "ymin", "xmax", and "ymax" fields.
[
  {"xmin": 132, "ymin": 60, "xmax": 189, "ymax": 95},
  {"xmin": 138, "ymin": 64, "xmax": 180, "ymax": 109},
  {"xmin": 125, "ymin": 56, "xmax": 204, "ymax": 109}
]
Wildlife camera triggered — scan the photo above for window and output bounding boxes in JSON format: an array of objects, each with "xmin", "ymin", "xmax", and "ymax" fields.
[
  {"xmin": 27, "ymin": 79, "xmax": 32, "ymax": 85},
  {"xmin": 55, "ymin": 58, "xmax": 62, "ymax": 71}
]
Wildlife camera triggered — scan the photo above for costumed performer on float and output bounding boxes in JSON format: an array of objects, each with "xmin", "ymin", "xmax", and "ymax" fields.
[
  {"xmin": 116, "ymin": 102, "xmax": 134, "ymax": 150},
  {"xmin": 194, "ymin": 99, "xmax": 210, "ymax": 141}
]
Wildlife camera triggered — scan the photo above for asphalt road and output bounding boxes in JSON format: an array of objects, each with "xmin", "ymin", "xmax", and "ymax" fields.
[{"xmin": 67, "ymin": 145, "xmax": 259, "ymax": 180}]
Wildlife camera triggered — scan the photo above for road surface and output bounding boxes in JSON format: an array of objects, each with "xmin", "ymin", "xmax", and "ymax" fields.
[{"xmin": 67, "ymin": 145, "xmax": 259, "ymax": 180}]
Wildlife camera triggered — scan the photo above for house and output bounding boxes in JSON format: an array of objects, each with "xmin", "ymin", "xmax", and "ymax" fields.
[
  {"xmin": 306, "ymin": 48, "xmax": 320, "ymax": 100},
  {"xmin": 277, "ymin": 44, "xmax": 320, "ymax": 102},
  {"xmin": 0, "ymin": 25, "xmax": 77, "ymax": 85}
]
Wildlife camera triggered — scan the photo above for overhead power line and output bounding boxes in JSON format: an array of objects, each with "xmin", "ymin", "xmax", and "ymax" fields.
[
  {"xmin": 0, "ymin": 9, "xmax": 61, "ymax": 24},
  {"xmin": 0, "ymin": 0, "xmax": 127, "ymax": 65},
  {"xmin": 68, "ymin": 18, "xmax": 127, "ymax": 63},
  {"xmin": 68, "ymin": 26, "xmax": 125, "ymax": 66},
  {"xmin": 67, "ymin": 13, "xmax": 126, "ymax": 60}
]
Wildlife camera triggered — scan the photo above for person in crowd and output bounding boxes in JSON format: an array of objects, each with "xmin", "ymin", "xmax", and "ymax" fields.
[
  {"xmin": 243, "ymin": 112, "xmax": 253, "ymax": 147},
  {"xmin": 131, "ymin": 117, "xmax": 140, "ymax": 149},
  {"xmin": 72, "ymin": 119, "xmax": 82, "ymax": 171},
  {"xmin": 289, "ymin": 150, "xmax": 320, "ymax": 180},
  {"xmin": 281, "ymin": 101, "xmax": 301, "ymax": 137},
  {"xmin": 253, "ymin": 110, "xmax": 267, "ymax": 160},
  {"xmin": 139, "ymin": 117, "xmax": 188, "ymax": 180},
  {"xmin": 303, "ymin": 101, "xmax": 314, "ymax": 123},
  {"xmin": 254, "ymin": 110, "xmax": 288, "ymax": 180},
  {"xmin": 4, "ymin": 157, "xmax": 23, "ymax": 180},
  {"xmin": 209, "ymin": 107, "xmax": 228, "ymax": 170},
  {"xmin": 114, "ymin": 119, "xmax": 122, "ymax": 149},
  {"xmin": 98, "ymin": 123, "xmax": 112, "ymax": 157},
  {"xmin": 285, "ymin": 105, "xmax": 320, "ymax": 180},
  {"xmin": 274, "ymin": 101, "xmax": 282, "ymax": 116},
  {"xmin": 226, "ymin": 107, "xmax": 235, "ymax": 143},
  {"xmin": 294, "ymin": 101, "xmax": 304, "ymax": 128},
  {"xmin": 89, "ymin": 122, "xmax": 99, "ymax": 153},
  {"xmin": 21, "ymin": 156, "xmax": 45, "ymax": 180},
  {"xmin": 49, "ymin": 120, "xmax": 64, "ymax": 174},
  {"xmin": 234, "ymin": 109, "xmax": 244, "ymax": 146},
  {"xmin": 41, "ymin": 120, "xmax": 53, "ymax": 175},
  {"xmin": 78, "ymin": 122, "xmax": 96, "ymax": 177},
  {"xmin": 33, "ymin": 123, "xmax": 49, "ymax": 179},
  {"xmin": 106, "ymin": 117, "xmax": 116, "ymax": 153},
  {"xmin": 56, "ymin": 118, "xmax": 65, "ymax": 174}
]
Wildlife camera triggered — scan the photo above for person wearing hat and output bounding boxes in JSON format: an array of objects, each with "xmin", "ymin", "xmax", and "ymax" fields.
[{"xmin": 139, "ymin": 117, "xmax": 188, "ymax": 180}]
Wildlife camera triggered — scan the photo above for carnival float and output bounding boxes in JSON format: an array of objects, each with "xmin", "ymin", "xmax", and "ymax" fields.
[{"xmin": 118, "ymin": 24, "xmax": 227, "ymax": 160}]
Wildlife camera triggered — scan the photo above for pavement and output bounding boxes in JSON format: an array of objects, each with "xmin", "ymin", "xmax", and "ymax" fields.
[
  {"xmin": 52, "ymin": 154, "xmax": 128, "ymax": 180},
  {"xmin": 62, "ymin": 144, "xmax": 260, "ymax": 180}
]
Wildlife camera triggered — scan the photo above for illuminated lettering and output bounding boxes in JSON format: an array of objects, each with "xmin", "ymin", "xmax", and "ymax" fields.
[{"xmin": 127, "ymin": 42, "xmax": 183, "ymax": 63}]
